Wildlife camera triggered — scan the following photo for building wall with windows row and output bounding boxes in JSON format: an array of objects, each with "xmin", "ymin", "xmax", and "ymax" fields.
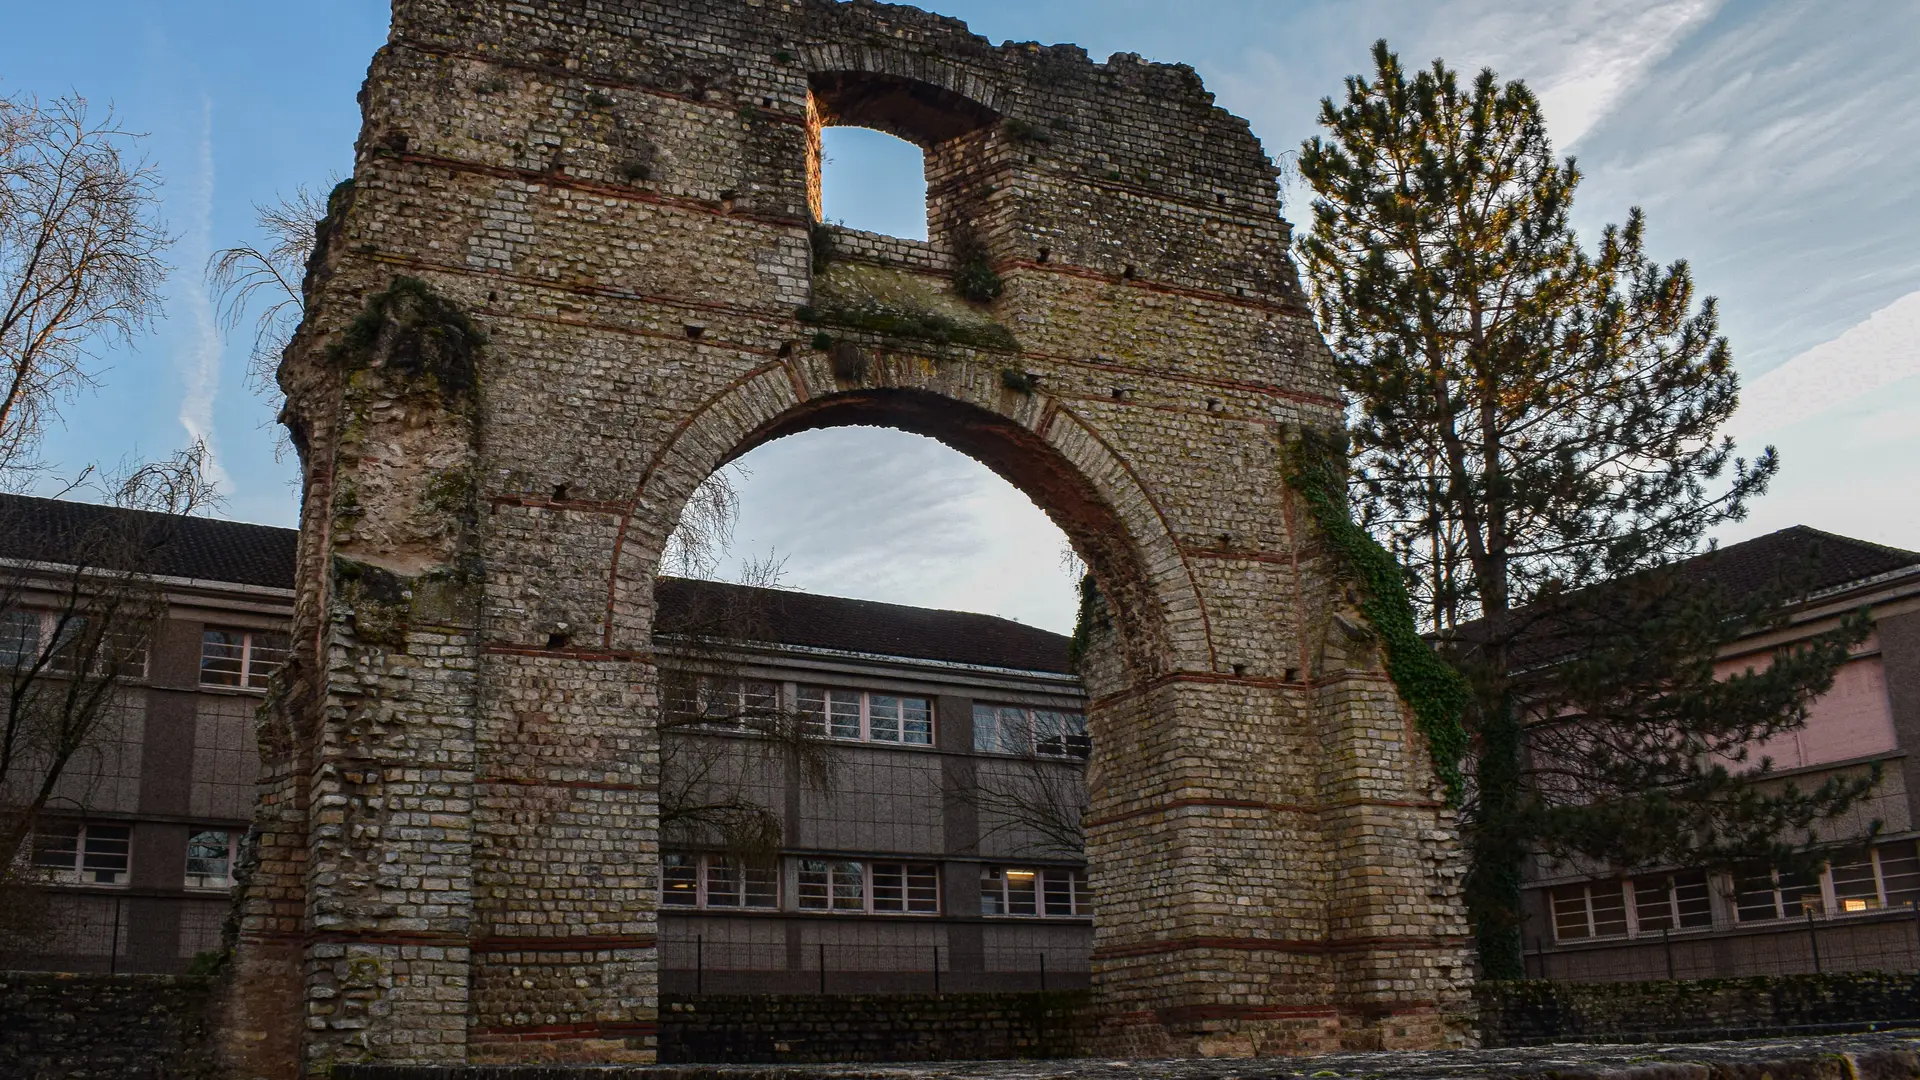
[
  {"xmin": 0, "ymin": 496, "xmax": 297, "ymax": 973},
  {"xmin": 1520, "ymin": 530, "xmax": 1920, "ymax": 982},
  {"xmin": 652, "ymin": 596, "xmax": 1092, "ymax": 995}
]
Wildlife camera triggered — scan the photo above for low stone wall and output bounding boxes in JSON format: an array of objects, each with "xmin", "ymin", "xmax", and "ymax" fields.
[
  {"xmin": 658, "ymin": 992, "xmax": 1097, "ymax": 1064},
  {"xmin": 1477, "ymin": 973, "xmax": 1920, "ymax": 1045},
  {"xmin": 0, "ymin": 971, "xmax": 216, "ymax": 1080}
]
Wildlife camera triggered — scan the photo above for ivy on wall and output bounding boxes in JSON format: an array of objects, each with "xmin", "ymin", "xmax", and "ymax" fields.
[{"xmin": 1284, "ymin": 427, "xmax": 1471, "ymax": 805}]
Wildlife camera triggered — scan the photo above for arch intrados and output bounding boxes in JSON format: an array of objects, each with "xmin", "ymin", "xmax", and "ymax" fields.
[
  {"xmin": 698, "ymin": 387, "xmax": 1172, "ymax": 682},
  {"xmin": 808, "ymin": 71, "xmax": 998, "ymax": 146}
]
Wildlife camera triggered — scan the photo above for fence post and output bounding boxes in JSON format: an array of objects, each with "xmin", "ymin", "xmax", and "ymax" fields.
[
  {"xmin": 695, "ymin": 934, "xmax": 703, "ymax": 997},
  {"xmin": 1806, "ymin": 907, "xmax": 1822, "ymax": 973},
  {"xmin": 818, "ymin": 942, "xmax": 826, "ymax": 996},
  {"xmin": 1039, "ymin": 952, "xmax": 1047, "ymax": 992},
  {"xmin": 1663, "ymin": 927, "xmax": 1674, "ymax": 981},
  {"xmin": 109, "ymin": 894, "xmax": 122, "ymax": 975},
  {"xmin": 932, "ymin": 945, "xmax": 941, "ymax": 995}
]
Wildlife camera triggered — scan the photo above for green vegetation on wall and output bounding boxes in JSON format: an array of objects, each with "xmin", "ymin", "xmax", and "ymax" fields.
[{"xmin": 1284, "ymin": 427, "xmax": 1471, "ymax": 804}]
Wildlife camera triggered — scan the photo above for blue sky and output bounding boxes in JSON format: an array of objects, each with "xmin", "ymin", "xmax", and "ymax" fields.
[{"xmin": 5, "ymin": 0, "xmax": 1917, "ymax": 634}]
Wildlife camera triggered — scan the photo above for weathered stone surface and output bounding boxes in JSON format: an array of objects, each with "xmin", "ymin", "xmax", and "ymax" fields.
[
  {"xmin": 221, "ymin": 0, "xmax": 1472, "ymax": 1074},
  {"xmin": 330, "ymin": 1032, "xmax": 1920, "ymax": 1080},
  {"xmin": 0, "ymin": 972, "xmax": 219, "ymax": 1080}
]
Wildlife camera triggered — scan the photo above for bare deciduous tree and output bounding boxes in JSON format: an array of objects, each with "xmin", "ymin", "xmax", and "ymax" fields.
[
  {"xmin": 206, "ymin": 181, "xmax": 333, "ymax": 394},
  {"xmin": 0, "ymin": 92, "xmax": 170, "ymax": 479},
  {"xmin": 0, "ymin": 444, "xmax": 218, "ymax": 954}
]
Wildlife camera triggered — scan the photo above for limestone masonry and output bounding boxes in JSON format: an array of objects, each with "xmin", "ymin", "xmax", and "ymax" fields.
[{"xmin": 221, "ymin": 0, "xmax": 1473, "ymax": 1074}]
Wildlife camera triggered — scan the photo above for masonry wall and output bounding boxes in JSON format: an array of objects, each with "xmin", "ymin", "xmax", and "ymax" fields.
[
  {"xmin": 0, "ymin": 973, "xmax": 219, "ymax": 1080},
  {"xmin": 224, "ymin": 0, "xmax": 1472, "ymax": 1073},
  {"xmin": 657, "ymin": 992, "xmax": 1095, "ymax": 1063}
]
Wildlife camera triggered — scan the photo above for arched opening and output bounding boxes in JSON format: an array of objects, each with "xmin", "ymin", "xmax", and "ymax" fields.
[{"xmin": 641, "ymin": 386, "xmax": 1172, "ymax": 999}]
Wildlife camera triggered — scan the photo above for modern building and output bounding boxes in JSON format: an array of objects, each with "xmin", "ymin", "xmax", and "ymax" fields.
[
  {"xmin": 0, "ymin": 495, "xmax": 1091, "ymax": 989},
  {"xmin": 1521, "ymin": 527, "xmax": 1920, "ymax": 981}
]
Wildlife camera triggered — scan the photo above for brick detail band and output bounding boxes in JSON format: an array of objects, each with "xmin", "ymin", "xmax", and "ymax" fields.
[
  {"xmin": 471, "ymin": 1020, "xmax": 659, "ymax": 1043},
  {"xmin": 1084, "ymin": 795, "xmax": 1445, "ymax": 830},
  {"xmin": 471, "ymin": 935, "xmax": 658, "ymax": 953}
]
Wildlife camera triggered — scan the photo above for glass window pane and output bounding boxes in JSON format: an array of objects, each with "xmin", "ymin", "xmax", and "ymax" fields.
[
  {"xmin": 706, "ymin": 859, "xmax": 741, "ymax": 907},
  {"xmin": 872, "ymin": 863, "xmax": 906, "ymax": 911},
  {"xmin": 742, "ymin": 863, "xmax": 778, "ymax": 909},
  {"xmin": 1881, "ymin": 842, "xmax": 1920, "ymax": 908},
  {"xmin": 1034, "ymin": 711, "xmax": 1089, "ymax": 758},
  {"xmin": 245, "ymin": 633, "xmax": 290, "ymax": 689},
  {"xmin": 185, "ymin": 830, "xmax": 232, "ymax": 888},
  {"xmin": 1832, "ymin": 854, "xmax": 1880, "ymax": 913},
  {"xmin": 1590, "ymin": 882, "xmax": 1628, "ymax": 938},
  {"xmin": 1551, "ymin": 884, "xmax": 1591, "ymax": 940},
  {"xmin": 32, "ymin": 822, "xmax": 80, "ymax": 873},
  {"xmin": 0, "ymin": 610, "xmax": 42, "ymax": 669},
  {"xmin": 200, "ymin": 630, "xmax": 245, "ymax": 686},
  {"xmin": 1005, "ymin": 867, "xmax": 1038, "ymax": 916},
  {"xmin": 82, "ymin": 824, "xmax": 131, "ymax": 885},
  {"xmin": 1673, "ymin": 871, "xmax": 1712, "ymax": 929},
  {"xmin": 1633, "ymin": 877, "xmax": 1674, "ymax": 933},
  {"xmin": 829, "ymin": 691, "xmax": 860, "ymax": 741},
  {"xmin": 980, "ymin": 867, "xmax": 1005, "ymax": 915},
  {"xmin": 742, "ymin": 681, "xmax": 779, "ymax": 723},
  {"xmin": 869, "ymin": 696, "xmax": 903, "ymax": 743},
  {"xmin": 1074, "ymin": 871, "xmax": 1092, "ymax": 916},
  {"xmin": 1043, "ymin": 868, "xmax": 1076, "ymax": 916},
  {"xmin": 972, "ymin": 704, "xmax": 998, "ymax": 753},
  {"xmin": 1779, "ymin": 867, "xmax": 1821, "ymax": 917},
  {"xmin": 662, "ymin": 853, "xmax": 700, "ymax": 906},
  {"xmin": 1735, "ymin": 865, "xmax": 1780, "ymax": 922},
  {"xmin": 902, "ymin": 698, "xmax": 932, "ymax": 745},
  {"xmin": 798, "ymin": 859, "xmax": 831, "ymax": 910},
  {"xmin": 798, "ymin": 687, "xmax": 828, "ymax": 738},
  {"xmin": 830, "ymin": 861, "xmax": 865, "ymax": 910},
  {"xmin": 905, "ymin": 865, "xmax": 938, "ymax": 912},
  {"xmin": 998, "ymin": 707, "xmax": 1030, "ymax": 755}
]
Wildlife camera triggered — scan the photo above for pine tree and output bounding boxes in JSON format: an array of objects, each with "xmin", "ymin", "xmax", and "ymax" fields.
[{"xmin": 1298, "ymin": 42, "xmax": 1873, "ymax": 978}]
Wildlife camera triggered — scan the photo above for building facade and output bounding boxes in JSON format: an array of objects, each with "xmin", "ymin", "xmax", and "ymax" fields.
[
  {"xmin": 1, "ymin": 496, "xmax": 1094, "ymax": 988},
  {"xmin": 1521, "ymin": 527, "xmax": 1920, "ymax": 981},
  {"xmin": 0, "ymin": 494, "xmax": 296, "ymax": 975}
]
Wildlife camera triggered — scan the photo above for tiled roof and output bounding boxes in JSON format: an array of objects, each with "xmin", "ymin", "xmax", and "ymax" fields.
[
  {"xmin": 1448, "ymin": 526, "xmax": 1920, "ymax": 666},
  {"xmin": 0, "ymin": 494, "xmax": 1075, "ymax": 674},
  {"xmin": 0, "ymin": 493, "xmax": 298, "ymax": 590},
  {"xmin": 1677, "ymin": 526, "xmax": 1920, "ymax": 597},
  {"xmin": 655, "ymin": 576, "xmax": 1075, "ymax": 675}
]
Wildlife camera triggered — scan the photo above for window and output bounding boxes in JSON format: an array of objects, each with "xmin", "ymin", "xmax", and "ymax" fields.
[
  {"xmin": 1632, "ymin": 870, "xmax": 1712, "ymax": 932},
  {"xmin": 185, "ymin": 830, "xmax": 237, "ymax": 890},
  {"xmin": 797, "ymin": 687, "xmax": 932, "ymax": 746},
  {"xmin": 32, "ymin": 822, "xmax": 131, "ymax": 886},
  {"xmin": 1550, "ymin": 880, "xmax": 1629, "ymax": 941},
  {"xmin": 0, "ymin": 609, "xmax": 148, "ymax": 677},
  {"xmin": 660, "ymin": 853, "xmax": 778, "ymax": 909},
  {"xmin": 1735, "ymin": 863, "xmax": 1822, "ymax": 922},
  {"xmin": 200, "ymin": 629, "xmax": 289, "ymax": 690},
  {"xmin": 797, "ymin": 859, "xmax": 938, "ymax": 914},
  {"xmin": 663, "ymin": 674, "xmax": 779, "ymax": 730},
  {"xmin": 981, "ymin": 866, "xmax": 1091, "ymax": 917},
  {"xmin": 973, "ymin": 704, "xmax": 1088, "ymax": 759}
]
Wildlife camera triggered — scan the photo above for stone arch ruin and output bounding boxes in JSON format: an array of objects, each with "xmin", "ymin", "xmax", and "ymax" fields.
[{"xmin": 222, "ymin": 0, "xmax": 1472, "ymax": 1074}]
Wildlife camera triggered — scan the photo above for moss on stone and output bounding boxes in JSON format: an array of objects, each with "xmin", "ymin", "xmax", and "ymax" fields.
[
  {"xmin": 1285, "ymin": 427, "xmax": 1472, "ymax": 804},
  {"xmin": 333, "ymin": 556, "xmax": 410, "ymax": 649},
  {"xmin": 804, "ymin": 261, "xmax": 1019, "ymax": 353},
  {"xmin": 330, "ymin": 276, "xmax": 487, "ymax": 409}
]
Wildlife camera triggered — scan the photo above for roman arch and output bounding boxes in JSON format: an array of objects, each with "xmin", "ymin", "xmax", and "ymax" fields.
[{"xmin": 221, "ymin": 0, "xmax": 1472, "ymax": 1073}]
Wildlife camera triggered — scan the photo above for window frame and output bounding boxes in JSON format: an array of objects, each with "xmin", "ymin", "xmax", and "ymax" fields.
[
  {"xmin": 1733, "ymin": 842, "xmax": 1920, "ymax": 924},
  {"xmin": 795, "ymin": 858, "xmax": 940, "ymax": 915},
  {"xmin": 1, "ymin": 608, "xmax": 150, "ymax": 680},
  {"xmin": 32, "ymin": 820, "xmax": 133, "ymax": 887},
  {"xmin": 972, "ymin": 702, "xmax": 1089, "ymax": 759},
  {"xmin": 663, "ymin": 673, "xmax": 781, "ymax": 732},
  {"xmin": 796, "ymin": 685, "xmax": 934, "ymax": 747},
  {"xmin": 184, "ymin": 828, "xmax": 239, "ymax": 891},
  {"xmin": 659, "ymin": 852, "xmax": 779, "ymax": 910},
  {"xmin": 980, "ymin": 865, "xmax": 1092, "ymax": 918},
  {"xmin": 199, "ymin": 627, "xmax": 289, "ymax": 691}
]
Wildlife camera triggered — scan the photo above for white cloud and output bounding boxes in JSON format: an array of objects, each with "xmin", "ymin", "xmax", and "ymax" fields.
[
  {"xmin": 713, "ymin": 428, "xmax": 1080, "ymax": 634},
  {"xmin": 1731, "ymin": 289, "xmax": 1920, "ymax": 440},
  {"xmin": 173, "ymin": 96, "xmax": 230, "ymax": 490},
  {"xmin": 1427, "ymin": 0, "xmax": 1724, "ymax": 147}
]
